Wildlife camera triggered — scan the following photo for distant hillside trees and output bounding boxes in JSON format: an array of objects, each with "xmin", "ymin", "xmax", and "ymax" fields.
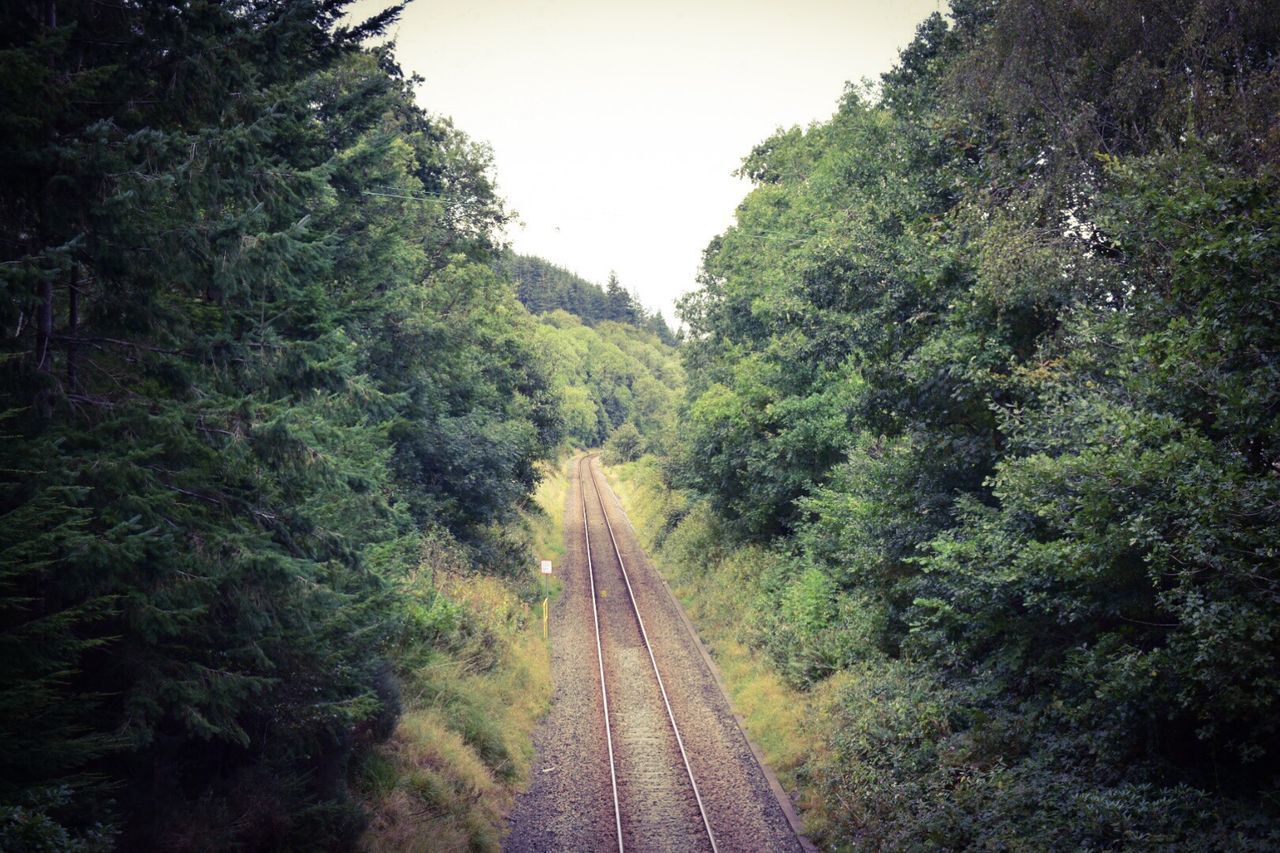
[
  {"xmin": 504, "ymin": 253, "xmax": 677, "ymax": 344},
  {"xmin": 507, "ymin": 254, "xmax": 606, "ymax": 317},
  {"xmin": 531, "ymin": 311, "xmax": 683, "ymax": 451},
  {"xmin": 603, "ymin": 272, "xmax": 638, "ymax": 324},
  {"xmin": 501, "ymin": 254, "xmax": 683, "ymax": 452}
]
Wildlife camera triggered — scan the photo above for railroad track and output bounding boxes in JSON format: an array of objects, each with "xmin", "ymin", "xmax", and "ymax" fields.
[
  {"xmin": 578, "ymin": 453, "xmax": 718, "ymax": 853},
  {"xmin": 506, "ymin": 454, "xmax": 805, "ymax": 851}
]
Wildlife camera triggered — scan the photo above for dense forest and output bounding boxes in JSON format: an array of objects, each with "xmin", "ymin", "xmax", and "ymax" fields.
[
  {"xmin": 506, "ymin": 253, "xmax": 678, "ymax": 344},
  {"xmin": 4, "ymin": 0, "xmax": 1278, "ymax": 850},
  {"xmin": 507, "ymin": 254, "xmax": 684, "ymax": 449},
  {"xmin": 0, "ymin": 1, "xmax": 677, "ymax": 849},
  {"xmin": 532, "ymin": 310, "xmax": 682, "ymax": 452},
  {"xmin": 650, "ymin": 0, "xmax": 1280, "ymax": 847}
]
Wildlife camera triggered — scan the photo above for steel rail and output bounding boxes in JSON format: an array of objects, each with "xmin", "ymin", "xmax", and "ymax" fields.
[
  {"xmin": 583, "ymin": 454, "xmax": 720, "ymax": 853},
  {"xmin": 580, "ymin": 455, "xmax": 626, "ymax": 852}
]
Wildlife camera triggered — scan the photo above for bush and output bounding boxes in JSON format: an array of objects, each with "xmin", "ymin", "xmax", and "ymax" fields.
[{"xmin": 602, "ymin": 422, "xmax": 643, "ymax": 463}]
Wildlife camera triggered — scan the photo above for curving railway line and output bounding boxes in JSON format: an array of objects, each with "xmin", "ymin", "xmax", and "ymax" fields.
[{"xmin": 507, "ymin": 454, "xmax": 806, "ymax": 852}]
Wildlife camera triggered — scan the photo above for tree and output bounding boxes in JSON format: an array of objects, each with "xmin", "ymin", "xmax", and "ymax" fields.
[
  {"xmin": 602, "ymin": 422, "xmax": 643, "ymax": 464},
  {"xmin": 604, "ymin": 271, "xmax": 639, "ymax": 323},
  {"xmin": 0, "ymin": 2, "xmax": 558, "ymax": 846},
  {"xmin": 674, "ymin": 1, "xmax": 1280, "ymax": 845}
]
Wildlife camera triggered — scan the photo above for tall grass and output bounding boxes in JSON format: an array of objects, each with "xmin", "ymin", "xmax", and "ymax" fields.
[
  {"xmin": 526, "ymin": 457, "xmax": 570, "ymax": 593},
  {"xmin": 356, "ymin": 458, "xmax": 570, "ymax": 851}
]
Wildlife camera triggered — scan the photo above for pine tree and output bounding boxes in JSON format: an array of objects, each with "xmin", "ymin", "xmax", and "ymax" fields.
[
  {"xmin": 604, "ymin": 271, "xmax": 639, "ymax": 323},
  {"xmin": 0, "ymin": 2, "xmax": 425, "ymax": 846}
]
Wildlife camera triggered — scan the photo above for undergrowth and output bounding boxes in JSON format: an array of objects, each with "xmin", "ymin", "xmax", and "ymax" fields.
[
  {"xmin": 355, "ymin": 458, "xmax": 570, "ymax": 851},
  {"xmin": 604, "ymin": 455, "xmax": 1280, "ymax": 849}
]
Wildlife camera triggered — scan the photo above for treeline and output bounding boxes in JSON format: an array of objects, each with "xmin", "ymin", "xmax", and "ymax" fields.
[
  {"xmin": 505, "ymin": 253, "xmax": 677, "ymax": 344},
  {"xmin": 671, "ymin": 0, "xmax": 1280, "ymax": 846},
  {"xmin": 533, "ymin": 311, "xmax": 683, "ymax": 452},
  {"xmin": 0, "ymin": 2, "xmax": 563, "ymax": 849},
  {"xmin": 510, "ymin": 254, "xmax": 684, "ymax": 457}
]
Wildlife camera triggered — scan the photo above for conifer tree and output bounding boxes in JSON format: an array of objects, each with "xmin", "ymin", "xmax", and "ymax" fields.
[
  {"xmin": 0, "ymin": 1, "xmax": 560, "ymax": 846},
  {"xmin": 604, "ymin": 271, "xmax": 639, "ymax": 323}
]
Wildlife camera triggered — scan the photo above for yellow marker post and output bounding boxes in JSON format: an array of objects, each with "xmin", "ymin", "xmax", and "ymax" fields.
[{"xmin": 540, "ymin": 560, "xmax": 552, "ymax": 639}]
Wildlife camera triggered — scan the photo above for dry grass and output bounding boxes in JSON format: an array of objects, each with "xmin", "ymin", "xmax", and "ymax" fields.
[
  {"xmin": 359, "ymin": 711, "xmax": 504, "ymax": 852},
  {"xmin": 358, "ymin": 581, "xmax": 552, "ymax": 852},
  {"xmin": 602, "ymin": 456, "xmax": 686, "ymax": 554},
  {"xmin": 525, "ymin": 456, "xmax": 571, "ymax": 602},
  {"xmin": 356, "ymin": 459, "xmax": 571, "ymax": 851},
  {"xmin": 528, "ymin": 456, "xmax": 571, "ymax": 565}
]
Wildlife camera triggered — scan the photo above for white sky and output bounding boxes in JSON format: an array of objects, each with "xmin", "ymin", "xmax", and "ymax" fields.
[{"xmin": 354, "ymin": 0, "xmax": 941, "ymax": 322}]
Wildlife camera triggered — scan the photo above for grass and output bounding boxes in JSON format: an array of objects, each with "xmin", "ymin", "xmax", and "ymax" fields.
[
  {"xmin": 525, "ymin": 455, "xmax": 572, "ymax": 603},
  {"xmin": 356, "ymin": 457, "xmax": 572, "ymax": 851},
  {"xmin": 527, "ymin": 456, "xmax": 570, "ymax": 566},
  {"xmin": 599, "ymin": 455, "xmax": 686, "ymax": 553},
  {"xmin": 356, "ymin": 573, "xmax": 552, "ymax": 852},
  {"xmin": 602, "ymin": 457, "xmax": 830, "ymax": 840}
]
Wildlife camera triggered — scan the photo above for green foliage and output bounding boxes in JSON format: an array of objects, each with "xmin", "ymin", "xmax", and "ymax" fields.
[
  {"xmin": 511, "ymin": 255, "xmax": 683, "ymax": 455},
  {"xmin": 809, "ymin": 660, "xmax": 1280, "ymax": 850},
  {"xmin": 0, "ymin": 2, "xmax": 557, "ymax": 847},
  {"xmin": 674, "ymin": 0, "xmax": 1280, "ymax": 845},
  {"xmin": 532, "ymin": 310, "xmax": 683, "ymax": 450},
  {"xmin": 505, "ymin": 253, "xmax": 676, "ymax": 343},
  {"xmin": 602, "ymin": 422, "xmax": 643, "ymax": 464},
  {"xmin": 356, "ymin": 544, "xmax": 553, "ymax": 853},
  {"xmin": 506, "ymin": 254, "xmax": 608, "ymax": 318}
]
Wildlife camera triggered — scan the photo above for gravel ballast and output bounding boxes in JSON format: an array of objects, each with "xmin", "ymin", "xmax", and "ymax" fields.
[{"xmin": 506, "ymin": 456, "xmax": 805, "ymax": 852}]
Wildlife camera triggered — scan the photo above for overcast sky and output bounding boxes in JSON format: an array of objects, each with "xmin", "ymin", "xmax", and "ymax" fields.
[{"xmin": 354, "ymin": 0, "xmax": 941, "ymax": 321}]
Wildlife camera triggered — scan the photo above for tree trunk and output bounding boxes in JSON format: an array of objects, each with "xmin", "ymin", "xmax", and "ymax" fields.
[
  {"xmin": 67, "ymin": 266, "xmax": 79, "ymax": 392},
  {"xmin": 36, "ymin": 276, "xmax": 53, "ymax": 373}
]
